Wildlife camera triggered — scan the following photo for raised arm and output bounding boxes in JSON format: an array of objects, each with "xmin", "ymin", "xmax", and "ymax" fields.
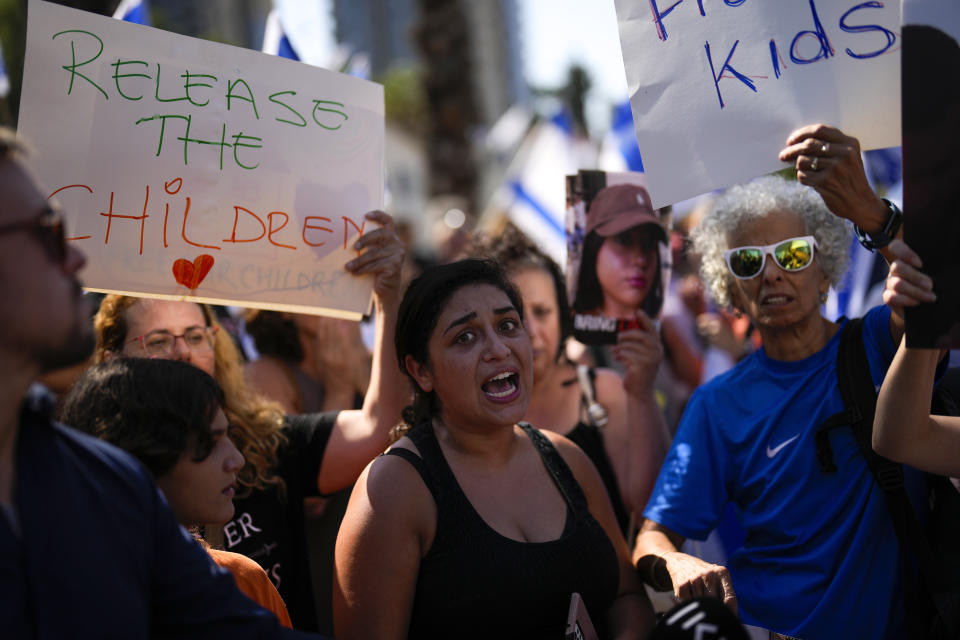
[
  {"xmin": 317, "ymin": 210, "xmax": 410, "ymax": 493},
  {"xmin": 873, "ymin": 339, "xmax": 960, "ymax": 475},
  {"xmin": 779, "ymin": 124, "xmax": 906, "ymax": 338},
  {"xmin": 873, "ymin": 239, "xmax": 960, "ymax": 475},
  {"xmin": 632, "ymin": 519, "xmax": 737, "ymax": 614},
  {"xmin": 779, "ymin": 124, "xmax": 892, "ymax": 247},
  {"xmin": 601, "ymin": 310, "xmax": 670, "ymax": 517}
]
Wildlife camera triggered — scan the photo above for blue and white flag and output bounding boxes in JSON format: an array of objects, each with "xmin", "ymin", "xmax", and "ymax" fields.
[
  {"xmin": 262, "ymin": 7, "xmax": 299, "ymax": 60},
  {"xmin": 489, "ymin": 109, "xmax": 590, "ymax": 264},
  {"xmin": 112, "ymin": 0, "xmax": 150, "ymax": 25},
  {"xmin": 0, "ymin": 36, "xmax": 9, "ymax": 99},
  {"xmin": 262, "ymin": 1, "xmax": 338, "ymax": 69},
  {"xmin": 598, "ymin": 100, "xmax": 645, "ymax": 173}
]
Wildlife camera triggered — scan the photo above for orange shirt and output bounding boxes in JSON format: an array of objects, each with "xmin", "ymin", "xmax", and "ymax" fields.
[{"xmin": 207, "ymin": 548, "xmax": 293, "ymax": 628}]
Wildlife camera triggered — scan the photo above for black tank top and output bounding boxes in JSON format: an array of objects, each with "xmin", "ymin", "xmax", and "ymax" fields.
[
  {"xmin": 565, "ymin": 420, "xmax": 631, "ymax": 536},
  {"xmin": 385, "ymin": 422, "xmax": 620, "ymax": 639}
]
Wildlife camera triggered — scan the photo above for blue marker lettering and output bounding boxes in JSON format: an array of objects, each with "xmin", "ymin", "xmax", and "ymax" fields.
[
  {"xmin": 705, "ymin": 40, "xmax": 757, "ymax": 109},
  {"xmin": 790, "ymin": 0, "xmax": 835, "ymax": 65},
  {"xmin": 839, "ymin": 2, "xmax": 896, "ymax": 59},
  {"xmin": 649, "ymin": 0, "xmax": 684, "ymax": 41},
  {"xmin": 769, "ymin": 39, "xmax": 783, "ymax": 78}
]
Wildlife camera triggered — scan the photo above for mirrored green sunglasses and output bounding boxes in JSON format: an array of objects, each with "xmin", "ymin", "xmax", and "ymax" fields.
[{"xmin": 723, "ymin": 235, "xmax": 818, "ymax": 280}]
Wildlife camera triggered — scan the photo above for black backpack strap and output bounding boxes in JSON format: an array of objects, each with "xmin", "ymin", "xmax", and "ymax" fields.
[
  {"xmin": 814, "ymin": 319, "xmax": 864, "ymax": 473},
  {"xmin": 831, "ymin": 318, "xmax": 959, "ymax": 638}
]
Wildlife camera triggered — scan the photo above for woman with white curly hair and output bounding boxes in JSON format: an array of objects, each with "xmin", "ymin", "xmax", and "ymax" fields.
[{"xmin": 632, "ymin": 125, "xmax": 923, "ymax": 639}]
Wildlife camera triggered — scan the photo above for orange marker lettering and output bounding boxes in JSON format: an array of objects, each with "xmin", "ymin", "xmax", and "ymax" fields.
[{"xmin": 302, "ymin": 216, "xmax": 333, "ymax": 247}]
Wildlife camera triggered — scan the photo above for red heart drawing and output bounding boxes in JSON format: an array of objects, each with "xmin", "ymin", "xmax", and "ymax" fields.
[{"xmin": 172, "ymin": 254, "xmax": 215, "ymax": 290}]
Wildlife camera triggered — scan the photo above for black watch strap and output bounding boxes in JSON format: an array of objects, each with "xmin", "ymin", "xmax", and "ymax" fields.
[{"xmin": 854, "ymin": 199, "xmax": 902, "ymax": 251}]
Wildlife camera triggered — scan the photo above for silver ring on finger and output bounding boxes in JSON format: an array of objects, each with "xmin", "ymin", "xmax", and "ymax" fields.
[
  {"xmin": 811, "ymin": 156, "xmax": 819, "ymax": 171},
  {"xmin": 820, "ymin": 142, "xmax": 828, "ymax": 154}
]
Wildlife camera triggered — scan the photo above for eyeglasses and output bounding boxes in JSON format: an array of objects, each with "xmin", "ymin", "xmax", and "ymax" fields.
[
  {"xmin": 0, "ymin": 206, "xmax": 67, "ymax": 263},
  {"xmin": 126, "ymin": 326, "xmax": 218, "ymax": 357},
  {"xmin": 724, "ymin": 235, "xmax": 818, "ymax": 280}
]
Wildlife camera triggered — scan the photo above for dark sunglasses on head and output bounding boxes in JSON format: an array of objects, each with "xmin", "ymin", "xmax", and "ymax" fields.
[
  {"xmin": 723, "ymin": 235, "xmax": 818, "ymax": 280},
  {"xmin": 0, "ymin": 206, "xmax": 67, "ymax": 263}
]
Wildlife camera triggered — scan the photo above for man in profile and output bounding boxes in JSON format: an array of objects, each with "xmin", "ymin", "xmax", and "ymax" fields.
[{"xmin": 0, "ymin": 128, "xmax": 315, "ymax": 638}]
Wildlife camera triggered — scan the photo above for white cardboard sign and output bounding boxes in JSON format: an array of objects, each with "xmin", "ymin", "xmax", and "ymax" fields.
[
  {"xmin": 615, "ymin": 0, "xmax": 901, "ymax": 208},
  {"xmin": 18, "ymin": 0, "xmax": 384, "ymax": 319}
]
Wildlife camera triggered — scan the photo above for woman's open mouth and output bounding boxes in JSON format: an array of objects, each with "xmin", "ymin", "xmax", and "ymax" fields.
[
  {"xmin": 761, "ymin": 294, "xmax": 791, "ymax": 307},
  {"xmin": 481, "ymin": 371, "xmax": 520, "ymax": 401}
]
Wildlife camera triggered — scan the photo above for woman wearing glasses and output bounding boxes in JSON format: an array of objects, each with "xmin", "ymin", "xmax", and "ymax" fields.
[
  {"xmin": 91, "ymin": 210, "xmax": 407, "ymax": 632},
  {"xmin": 632, "ymin": 125, "xmax": 919, "ymax": 639}
]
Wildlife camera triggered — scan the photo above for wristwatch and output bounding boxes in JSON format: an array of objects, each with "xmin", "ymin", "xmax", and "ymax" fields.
[{"xmin": 853, "ymin": 198, "xmax": 902, "ymax": 251}]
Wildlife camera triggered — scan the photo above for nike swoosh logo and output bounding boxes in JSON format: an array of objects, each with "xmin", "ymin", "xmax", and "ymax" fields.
[{"xmin": 766, "ymin": 434, "xmax": 800, "ymax": 458}]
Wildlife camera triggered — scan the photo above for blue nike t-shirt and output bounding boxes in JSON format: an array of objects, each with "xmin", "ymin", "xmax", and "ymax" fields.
[{"xmin": 644, "ymin": 306, "xmax": 925, "ymax": 639}]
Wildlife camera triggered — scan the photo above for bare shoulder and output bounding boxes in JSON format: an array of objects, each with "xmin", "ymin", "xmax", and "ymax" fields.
[
  {"xmin": 338, "ymin": 437, "xmax": 436, "ymax": 556},
  {"xmin": 361, "ymin": 437, "xmax": 428, "ymax": 504}
]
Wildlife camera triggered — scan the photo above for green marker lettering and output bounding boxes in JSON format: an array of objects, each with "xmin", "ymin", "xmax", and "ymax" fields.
[
  {"xmin": 136, "ymin": 114, "xmax": 189, "ymax": 157},
  {"xmin": 232, "ymin": 132, "xmax": 262, "ymax": 170},
  {"xmin": 52, "ymin": 30, "xmax": 108, "ymax": 99},
  {"xmin": 182, "ymin": 71, "xmax": 217, "ymax": 107},
  {"xmin": 312, "ymin": 100, "xmax": 348, "ymax": 130},
  {"xmin": 226, "ymin": 79, "xmax": 260, "ymax": 119},
  {"xmin": 111, "ymin": 59, "xmax": 150, "ymax": 101},
  {"xmin": 269, "ymin": 90, "xmax": 307, "ymax": 127},
  {"xmin": 154, "ymin": 63, "xmax": 188, "ymax": 103}
]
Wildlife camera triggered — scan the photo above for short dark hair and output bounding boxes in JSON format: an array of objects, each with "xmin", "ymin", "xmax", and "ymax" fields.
[
  {"xmin": 60, "ymin": 358, "xmax": 225, "ymax": 478},
  {"xmin": 573, "ymin": 230, "xmax": 664, "ymax": 317},
  {"xmin": 395, "ymin": 259, "xmax": 523, "ymax": 428}
]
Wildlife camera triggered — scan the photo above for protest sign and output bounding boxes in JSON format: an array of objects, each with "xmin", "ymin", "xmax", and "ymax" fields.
[
  {"xmin": 18, "ymin": 0, "xmax": 384, "ymax": 320},
  {"xmin": 614, "ymin": 0, "xmax": 901, "ymax": 208},
  {"xmin": 566, "ymin": 170, "xmax": 671, "ymax": 345},
  {"xmin": 901, "ymin": 0, "xmax": 960, "ymax": 348}
]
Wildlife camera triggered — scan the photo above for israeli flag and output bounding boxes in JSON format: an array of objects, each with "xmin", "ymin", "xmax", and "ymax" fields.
[
  {"xmin": 599, "ymin": 100, "xmax": 644, "ymax": 173},
  {"xmin": 496, "ymin": 109, "xmax": 583, "ymax": 264},
  {"xmin": 262, "ymin": 1, "xmax": 338, "ymax": 69},
  {"xmin": 112, "ymin": 0, "xmax": 150, "ymax": 25},
  {"xmin": 0, "ymin": 36, "xmax": 9, "ymax": 99},
  {"xmin": 262, "ymin": 7, "xmax": 300, "ymax": 60}
]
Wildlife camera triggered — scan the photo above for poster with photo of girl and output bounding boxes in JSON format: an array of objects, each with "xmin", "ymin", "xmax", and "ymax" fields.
[{"xmin": 566, "ymin": 170, "xmax": 672, "ymax": 344}]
